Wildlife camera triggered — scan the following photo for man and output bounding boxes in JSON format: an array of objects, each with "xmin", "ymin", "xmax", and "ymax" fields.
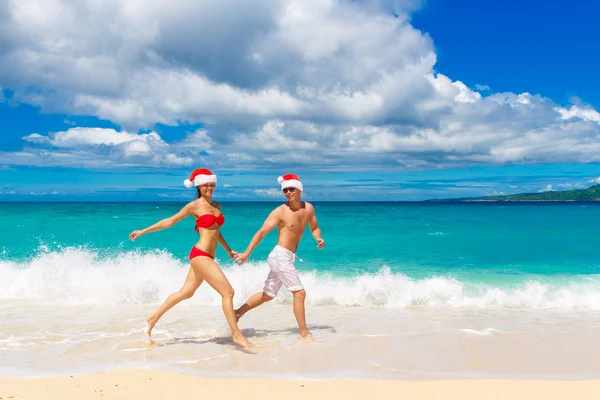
[{"xmin": 234, "ymin": 173, "xmax": 325, "ymax": 339}]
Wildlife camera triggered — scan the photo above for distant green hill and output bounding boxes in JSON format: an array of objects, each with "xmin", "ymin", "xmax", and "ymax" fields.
[{"xmin": 429, "ymin": 184, "xmax": 600, "ymax": 202}]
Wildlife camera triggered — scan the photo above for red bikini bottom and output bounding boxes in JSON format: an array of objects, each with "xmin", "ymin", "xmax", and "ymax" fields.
[{"xmin": 189, "ymin": 246, "xmax": 214, "ymax": 261}]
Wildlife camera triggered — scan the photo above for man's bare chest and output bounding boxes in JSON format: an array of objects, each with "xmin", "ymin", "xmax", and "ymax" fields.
[{"xmin": 282, "ymin": 211, "xmax": 309, "ymax": 231}]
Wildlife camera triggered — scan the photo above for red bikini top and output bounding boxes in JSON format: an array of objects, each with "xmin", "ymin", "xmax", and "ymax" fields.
[{"xmin": 195, "ymin": 213, "xmax": 225, "ymax": 231}]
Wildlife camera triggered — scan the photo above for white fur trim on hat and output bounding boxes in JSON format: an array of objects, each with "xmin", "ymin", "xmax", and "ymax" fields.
[
  {"xmin": 278, "ymin": 176, "xmax": 303, "ymax": 192},
  {"xmin": 184, "ymin": 174, "xmax": 217, "ymax": 188}
]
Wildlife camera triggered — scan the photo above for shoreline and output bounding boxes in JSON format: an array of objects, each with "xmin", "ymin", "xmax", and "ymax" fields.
[
  {"xmin": 3, "ymin": 305, "xmax": 600, "ymax": 381},
  {"xmin": 2, "ymin": 370, "xmax": 600, "ymax": 400}
]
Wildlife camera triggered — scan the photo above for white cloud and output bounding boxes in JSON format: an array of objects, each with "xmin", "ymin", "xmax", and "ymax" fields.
[
  {"xmin": 163, "ymin": 153, "xmax": 193, "ymax": 166},
  {"xmin": 555, "ymin": 105, "xmax": 600, "ymax": 123},
  {"xmin": 23, "ymin": 127, "xmax": 162, "ymax": 147},
  {"xmin": 538, "ymin": 184, "xmax": 555, "ymax": 192},
  {"xmin": 236, "ymin": 120, "xmax": 319, "ymax": 151},
  {"xmin": 15, "ymin": 127, "xmax": 195, "ymax": 167},
  {"xmin": 254, "ymin": 188, "xmax": 282, "ymax": 197},
  {"xmin": 0, "ymin": 0, "xmax": 437, "ymax": 128},
  {"xmin": 589, "ymin": 177, "xmax": 600, "ymax": 184},
  {"xmin": 427, "ymin": 74, "xmax": 481, "ymax": 104},
  {"xmin": 158, "ymin": 193, "xmax": 189, "ymax": 198},
  {"xmin": 177, "ymin": 129, "xmax": 215, "ymax": 151},
  {"xmin": 1, "ymin": 0, "xmax": 443, "ymax": 123},
  {"xmin": 120, "ymin": 140, "xmax": 152, "ymax": 156},
  {"xmin": 0, "ymin": 189, "xmax": 65, "ymax": 196},
  {"xmin": 555, "ymin": 183, "xmax": 586, "ymax": 190},
  {"xmin": 0, "ymin": 0, "xmax": 598, "ymax": 170}
]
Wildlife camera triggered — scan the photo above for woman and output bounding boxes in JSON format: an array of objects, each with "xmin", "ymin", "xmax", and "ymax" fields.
[{"xmin": 129, "ymin": 168, "xmax": 253, "ymax": 348}]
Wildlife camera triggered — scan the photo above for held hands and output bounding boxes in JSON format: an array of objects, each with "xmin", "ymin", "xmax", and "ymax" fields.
[
  {"xmin": 227, "ymin": 250, "xmax": 239, "ymax": 259},
  {"xmin": 129, "ymin": 230, "xmax": 144, "ymax": 241},
  {"xmin": 316, "ymin": 238, "xmax": 325, "ymax": 248},
  {"xmin": 235, "ymin": 252, "xmax": 250, "ymax": 265}
]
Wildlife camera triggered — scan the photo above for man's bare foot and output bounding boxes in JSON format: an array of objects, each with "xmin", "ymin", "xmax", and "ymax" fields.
[
  {"xmin": 232, "ymin": 333, "xmax": 253, "ymax": 348},
  {"xmin": 300, "ymin": 330, "xmax": 314, "ymax": 340},
  {"xmin": 146, "ymin": 316, "xmax": 158, "ymax": 337},
  {"xmin": 234, "ymin": 311, "xmax": 242, "ymax": 323}
]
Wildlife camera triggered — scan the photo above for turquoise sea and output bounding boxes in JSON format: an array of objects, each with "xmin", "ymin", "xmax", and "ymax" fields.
[
  {"xmin": 2, "ymin": 202, "xmax": 600, "ymax": 378},
  {"xmin": 3, "ymin": 201, "xmax": 600, "ymax": 289}
]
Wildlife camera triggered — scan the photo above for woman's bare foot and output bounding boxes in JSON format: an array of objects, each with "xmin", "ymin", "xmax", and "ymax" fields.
[
  {"xmin": 232, "ymin": 333, "xmax": 253, "ymax": 348},
  {"xmin": 300, "ymin": 330, "xmax": 314, "ymax": 340},
  {"xmin": 146, "ymin": 316, "xmax": 158, "ymax": 336}
]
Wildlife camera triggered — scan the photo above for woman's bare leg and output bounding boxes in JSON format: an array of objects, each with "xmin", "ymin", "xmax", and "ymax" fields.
[
  {"xmin": 192, "ymin": 257, "xmax": 253, "ymax": 347},
  {"xmin": 147, "ymin": 266, "xmax": 203, "ymax": 336}
]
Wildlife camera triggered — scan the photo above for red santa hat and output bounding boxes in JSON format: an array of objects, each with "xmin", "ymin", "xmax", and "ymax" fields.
[
  {"xmin": 277, "ymin": 173, "xmax": 303, "ymax": 192},
  {"xmin": 184, "ymin": 168, "xmax": 217, "ymax": 188}
]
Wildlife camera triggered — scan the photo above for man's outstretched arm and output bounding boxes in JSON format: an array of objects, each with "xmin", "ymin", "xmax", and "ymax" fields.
[
  {"xmin": 235, "ymin": 208, "xmax": 281, "ymax": 264},
  {"xmin": 308, "ymin": 205, "xmax": 325, "ymax": 248}
]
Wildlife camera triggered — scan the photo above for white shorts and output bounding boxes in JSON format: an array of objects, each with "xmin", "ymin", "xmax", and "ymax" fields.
[{"xmin": 263, "ymin": 245, "xmax": 304, "ymax": 297}]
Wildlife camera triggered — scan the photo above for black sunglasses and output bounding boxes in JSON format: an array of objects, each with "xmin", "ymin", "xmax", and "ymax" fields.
[{"xmin": 282, "ymin": 187, "xmax": 297, "ymax": 193}]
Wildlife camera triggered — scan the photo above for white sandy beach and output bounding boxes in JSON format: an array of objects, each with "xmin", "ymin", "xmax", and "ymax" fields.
[{"xmin": 2, "ymin": 370, "xmax": 600, "ymax": 400}]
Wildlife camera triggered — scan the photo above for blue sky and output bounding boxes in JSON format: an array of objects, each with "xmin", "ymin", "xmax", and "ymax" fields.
[
  {"xmin": 412, "ymin": 0, "xmax": 599, "ymax": 109},
  {"xmin": 1, "ymin": 0, "xmax": 599, "ymax": 201}
]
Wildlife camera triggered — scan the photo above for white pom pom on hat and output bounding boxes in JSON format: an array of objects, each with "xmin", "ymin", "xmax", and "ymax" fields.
[
  {"xmin": 184, "ymin": 168, "xmax": 217, "ymax": 188},
  {"xmin": 278, "ymin": 173, "xmax": 303, "ymax": 192}
]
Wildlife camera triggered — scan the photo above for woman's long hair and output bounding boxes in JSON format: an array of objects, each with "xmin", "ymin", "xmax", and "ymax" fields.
[{"xmin": 195, "ymin": 186, "xmax": 201, "ymax": 234}]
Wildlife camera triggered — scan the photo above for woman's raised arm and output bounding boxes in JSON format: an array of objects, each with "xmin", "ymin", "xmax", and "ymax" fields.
[{"xmin": 129, "ymin": 203, "xmax": 192, "ymax": 241}]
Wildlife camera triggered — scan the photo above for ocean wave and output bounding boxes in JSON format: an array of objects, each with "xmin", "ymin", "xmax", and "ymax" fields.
[{"xmin": 1, "ymin": 248, "xmax": 600, "ymax": 309}]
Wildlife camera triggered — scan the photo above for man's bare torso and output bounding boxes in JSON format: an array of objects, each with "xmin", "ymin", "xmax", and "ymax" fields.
[{"xmin": 276, "ymin": 201, "xmax": 313, "ymax": 252}]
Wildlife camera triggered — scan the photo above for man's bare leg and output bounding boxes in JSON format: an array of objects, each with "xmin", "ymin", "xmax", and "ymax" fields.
[
  {"xmin": 291, "ymin": 289, "xmax": 312, "ymax": 339},
  {"xmin": 235, "ymin": 292, "xmax": 273, "ymax": 322}
]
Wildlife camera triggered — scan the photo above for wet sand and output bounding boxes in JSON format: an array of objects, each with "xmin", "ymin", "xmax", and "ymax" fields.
[{"xmin": 3, "ymin": 303, "xmax": 600, "ymax": 379}]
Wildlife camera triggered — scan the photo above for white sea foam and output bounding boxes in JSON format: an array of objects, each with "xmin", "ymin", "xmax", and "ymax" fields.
[
  {"xmin": 2, "ymin": 248, "xmax": 600, "ymax": 310},
  {"xmin": 461, "ymin": 328, "xmax": 498, "ymax": 336}
]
